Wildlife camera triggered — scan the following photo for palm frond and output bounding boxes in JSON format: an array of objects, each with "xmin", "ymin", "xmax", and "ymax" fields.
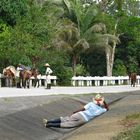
[
  {"xmin": 72, "ymin": 39, "xmax": 89, "ymax": 55},
  {"xmin": 54, "ymin": 40, "xmax": 73, "ymax": 52},
  {"xmin": 90, "ymin": 23, "xmax": 107, "ymax": 34},
  {"xmin": 56, "ymin": 19, "xmax": 80, "ymax": 41},
  {"xmin": 63, "ymin": 0, "xmax": 71, "ymax": 15},
  {"xmin": 74, "ymin": 38, "xmax": 89, "ymax": 49},
  {"xmin": 81, "ymin": 4, "xmax": 98, "ymax": 33},
  {"xmin": 104, "ymin": 34, "xmax": 120, "ymax": 44},
  {"xmin": 83, "ymin": 23, "xmax": 107, "ymax": 41}
]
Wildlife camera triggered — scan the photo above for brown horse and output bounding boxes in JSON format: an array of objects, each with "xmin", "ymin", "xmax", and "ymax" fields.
[
  {"xmin": 17, "ymin": 68, "xmax": 40, "ymax": 88},
  {"xmin": 3, "ymin": 66, "xmax": 39, "ymax": 88},
  {"xmin": 129, "ymin": 73, "xmax": 137, "ymax": 87},
  {"xmin": 3, "ymin": 66, "xmax": 16, "ymax": 87},
  {"xmin": 18, "ymin": 70, "xmax": 32, "ymax": 88},
  {"xmin": 31, "ymin": 68, "xmax": 40, "ymax": 88}
]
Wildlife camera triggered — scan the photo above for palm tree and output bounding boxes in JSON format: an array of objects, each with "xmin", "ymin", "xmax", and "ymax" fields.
[
  {"xmin": 55, "ymin": 0, "xmax": 99, "ymax": 76},
  {"xmin": 71, "ymin": 1, "xmax": 121, "ymax": 76},
  {"xmin": 87, "ymin": 23, "xmax": 120, "ymax": 76},
  {"xmin": 82, "ymin": 0, "xmax": 122, "ymax": 76},
  {"xmin": 44, "ymin": 0, "xmax": 120, "ymax": 76},
  {"xmin": 43, "ymin": 0, "xmax": 96, "ymax": 76},
  {"xmin": 55, "ymin": 19, "xmax": 89, "ymax": 76}
]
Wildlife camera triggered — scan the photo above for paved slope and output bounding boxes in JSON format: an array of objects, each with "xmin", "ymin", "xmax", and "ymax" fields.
[
  {"xmin": 0, "ymin": 90, "xmax": 139, "ymax": 140},
  {"xmin": 0, "ymin": 97, "xmax": 83, "ymax": 140}
]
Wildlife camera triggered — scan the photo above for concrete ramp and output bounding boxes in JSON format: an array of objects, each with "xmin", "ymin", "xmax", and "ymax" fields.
[
  {"xmin": 0, "ymin": 93, "xmax": 128, "ymax": 140},
  {"xmin": 0, "ymin": 98, "xmax": 83, "ymax": 140}
]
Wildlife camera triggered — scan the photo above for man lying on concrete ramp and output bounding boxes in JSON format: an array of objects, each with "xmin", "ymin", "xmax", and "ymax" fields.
[{"xmin": 43, "ymin": 94, "xmax": 109, "ymax": 128}]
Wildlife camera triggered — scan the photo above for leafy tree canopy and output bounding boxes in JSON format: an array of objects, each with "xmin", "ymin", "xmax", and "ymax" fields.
[{"xmin": 0, "ymin": 0, "xmax": 28, "ymax": 26}]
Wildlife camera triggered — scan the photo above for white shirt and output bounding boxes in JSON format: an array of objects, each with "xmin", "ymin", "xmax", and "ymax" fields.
[
  {"xmin": 17, "ymin": 67, "xmax": 23, "ymax": 71},
  {"xmin": 45, "ymin": 67, "xmax": 53, "ymax": 75}
]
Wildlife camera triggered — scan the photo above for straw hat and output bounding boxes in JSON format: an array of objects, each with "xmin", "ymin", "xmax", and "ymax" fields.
[
  {"xmin": 93, "ymin": 94, "xmax": 104, "ymax": 105},
  {"xmin": 44, "ymin": 63, "xmax": 50, "ymax": 67}
]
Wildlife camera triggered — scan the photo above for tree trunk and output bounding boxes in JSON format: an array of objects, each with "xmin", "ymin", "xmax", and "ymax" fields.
[
  {"xmin": 105, "ymin": 43, "xmax": 116, "ymax": 76},
  {"xmin": 106, "ymin": 20, "xmax": 118, "ymax": 76}
]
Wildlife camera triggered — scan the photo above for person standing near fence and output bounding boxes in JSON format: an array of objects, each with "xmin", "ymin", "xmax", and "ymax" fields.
[{"xmin": 44, "ymin": 63, "xmax": 53, "ymax": 89}]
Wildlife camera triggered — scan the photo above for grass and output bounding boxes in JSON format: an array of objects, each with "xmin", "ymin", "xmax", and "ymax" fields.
[{"xmin": 112, "ymin": 112, "xmax": 140, "ymax": 140}]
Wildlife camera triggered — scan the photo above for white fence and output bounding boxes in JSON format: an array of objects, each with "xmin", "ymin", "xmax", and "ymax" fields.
[
  {"xmin": 0, "ymin": 73, "xmax": 140, "ymax": 87},
  {"xmin": 36, "ymin": 75, "xmax": 57, "ymax": 87},
  {"xmin": 71, "ymin": 76, "xmax": 140, "ymax": 86}
]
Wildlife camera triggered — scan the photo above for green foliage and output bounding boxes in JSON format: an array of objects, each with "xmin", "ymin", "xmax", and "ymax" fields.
[
  {"xmin": 82, "ymin": 48, "xmax": 106, "ymax": 76},
  {"xmin": 71, "ymin": 1, "xmax": 98, "ymax": 34},
  {"xmin": 4, "ymin": 3, "xmax": 50, "ymax": 67},
  {"xmin": 0, "ymin": 23, "xmax": 11, "ymax": 70},
  {"xmin": 56, "ymin": 66, "xmax": 72, "ymax": 86},
  {"xmin": 0, "ymin": 23, "xmax": 10, "ymax": 38},
  {"xmin": 95, "ymin": 13, "xmax": 116, "ymax": 34},
  {"xmin": 114, "ymin": 15, "xmax": 140, "ymax": 75},
  {"xmin": 43, "ymin": 0, "xmax": 65, "ymax": 19},
  {"xmin": 0, "ymin": 0, "xmax": 140, "ymax": 85},
  {"xmin": 53, "ymin": 1, "xmax": 99, "ymax": 76},
  {"xmin": 44, "ymin": 49, "xmax": 72, "ymax": 86},
  {"xmin": 129, "ymin": 125, "xmax": 140, "ymax": 140},
  {"xmin": 0, "ymin": 0, "xmax": 28, "ymax": 25},
  {"xmin": 76, "ymin": 64, "xmax": 86, "ymax": 76},
  {"xmin": 116, "ymin": 42, "xmax": 138, "ymax": 74},
  {"xmin": 118, "ymin": 16, "xmax": 140, "ymax": 41},
  {"xmin": 113, "ymin": 59, "xmax": 127, "ymax": 76}
]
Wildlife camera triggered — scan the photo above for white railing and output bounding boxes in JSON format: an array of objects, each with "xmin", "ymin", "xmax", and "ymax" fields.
[
  {"xmin": 1, "ymin": 73, "xmax": 140, "ymax": 87},
  {"xmin": 30, "ymin": 75, "xmax": 57, "ymax": 87},
  {"xmin": 71, "ymin": 76, "xmax": 140, "ymax": 86}
]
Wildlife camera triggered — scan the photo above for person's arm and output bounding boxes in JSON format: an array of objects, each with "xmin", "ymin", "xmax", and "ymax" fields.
[
  {"xmin": 73, "ymin": 107, "xmax": 85, "ymax": 114},
  {"xmin": 103, "ymin": 101, "xmax": 109, "ymax": 111}
]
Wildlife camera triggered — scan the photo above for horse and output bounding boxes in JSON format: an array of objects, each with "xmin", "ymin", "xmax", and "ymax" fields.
[
  {"xmin": 129, "ymin": 73, "xmax": 137, "ymax": 87},
  {"xmin": 18, "ymin": 69, "xmax": 32, "ymax": 88},
  {"xmin": 31, "ymin": 68, "xmax": 40, "ymax": 88},
  {"xmin": 3, "ymin": 66, "xmax": 16, "ymax": 87},
  {"xmin": 17, "ymin": 67, "xmax": 40, "ymax": 88},
  {"xmin": 3, "ymin": 65, "xmax": 40, "ymax": 88}
]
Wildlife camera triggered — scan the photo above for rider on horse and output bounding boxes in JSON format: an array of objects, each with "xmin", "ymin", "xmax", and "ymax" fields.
[{"xmin": 17, "ymin": 64, "xmax": 27, "ymax": 71}]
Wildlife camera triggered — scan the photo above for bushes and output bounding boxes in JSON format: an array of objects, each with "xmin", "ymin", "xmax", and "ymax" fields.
[
  {"xmin": 56, "ymin": 66, "xmax": 72, "ymax": 86},
  {"xmin": 113, "ymin": 59, "xmax": 127, "ymax": 76},
  {"xmin": 45, "ymin": 50, "xmax": 73, "ymax": 86}
]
